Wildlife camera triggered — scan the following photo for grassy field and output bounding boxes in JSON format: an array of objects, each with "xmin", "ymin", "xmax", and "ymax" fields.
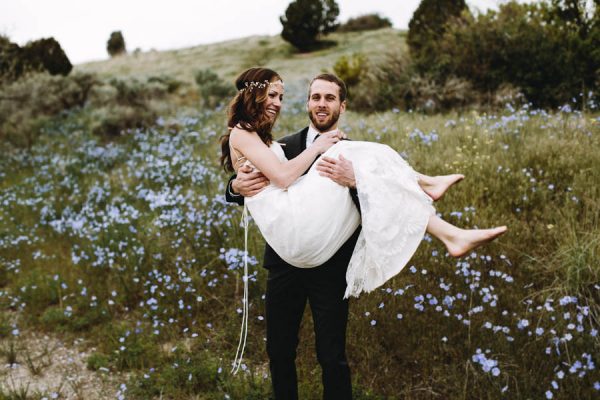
[
  {"xmin": 77, "ymin": 28, "xmax": 405, "ymax": 88},
  {"xmin": 1, "ymin": 29, "xmax": 599, "ymax": 399}
]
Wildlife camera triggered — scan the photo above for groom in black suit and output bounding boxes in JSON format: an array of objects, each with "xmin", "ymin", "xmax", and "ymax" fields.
[{"xmin": 225, "ymin": 74, "xmax": 358, "ymax": 400}]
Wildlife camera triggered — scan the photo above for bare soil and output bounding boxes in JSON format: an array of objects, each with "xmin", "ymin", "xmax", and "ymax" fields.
[{"xmin": 0, "ymin": 331, "xmax": 125, "ymax": 399}]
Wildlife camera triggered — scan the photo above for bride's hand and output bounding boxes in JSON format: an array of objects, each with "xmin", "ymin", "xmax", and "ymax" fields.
[{"xmin": 313, "ymin": 131, "xmax": 341, "ymax": 154}]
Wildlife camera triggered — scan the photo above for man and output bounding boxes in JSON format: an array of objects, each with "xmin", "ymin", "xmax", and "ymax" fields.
[{"xmin": 225, "ymin": 74, "xmax": 358, "ymax": 400}]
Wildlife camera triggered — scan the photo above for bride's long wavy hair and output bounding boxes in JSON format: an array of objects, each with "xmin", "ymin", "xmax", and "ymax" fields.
[{"xmin": 220, "ymin": 67, "xmax": 282, "ymax": 172}]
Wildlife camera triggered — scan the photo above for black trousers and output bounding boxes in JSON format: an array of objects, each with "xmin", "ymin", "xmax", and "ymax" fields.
[{"xmin": 265, "ymin": 255, "xmax": 353, "ymax": 400}]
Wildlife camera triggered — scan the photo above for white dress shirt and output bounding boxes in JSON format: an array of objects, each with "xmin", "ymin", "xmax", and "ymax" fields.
[{"xmin": 306, "ymin": 125, "xmax": 338, "ymax": 149}]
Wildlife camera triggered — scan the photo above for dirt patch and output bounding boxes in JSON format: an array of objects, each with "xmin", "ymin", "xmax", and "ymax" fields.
[{"xmin": 0, "ymin": 332, "xmax": 126, "ymax": 399}]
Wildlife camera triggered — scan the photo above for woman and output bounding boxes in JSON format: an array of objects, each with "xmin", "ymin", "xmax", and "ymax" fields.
[{"xmin": 221, "ymin": 67, "xmax": 507, "ymax": 298}]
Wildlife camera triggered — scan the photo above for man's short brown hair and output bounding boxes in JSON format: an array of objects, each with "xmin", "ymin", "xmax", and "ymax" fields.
[{"xmin": 308, "ymin": 73, "xmax": 347, "ymax": 102}]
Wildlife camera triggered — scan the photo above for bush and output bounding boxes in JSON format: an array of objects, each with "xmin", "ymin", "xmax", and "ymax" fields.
[
  {"xmin": 22, "ymin": 38, "xmax": 72, "ymax": 76},
  {"xmin": 280, "ymin": 0, "xmax": 340, "ymax": 51},
  {"xmin": 147, "ymin": 75, "xmax": 184, "ymax": 94},
  {"xmin": 350, "ymin": 52, "xmax": 483, "ymax": 113},
  {"xmin": 0, "ymin": 35, "xmax": 23, "ymax": 83},
  {"xmin": 333, "ymin": 53, "xmax": 368, "ymax": 88},
  {"xmin": 407, "ymin": 0, "xmax": 468, "ymax": 73},
  {"xmin": 350, "ymin": 52, "xmax": 412, "ymax": 112},
  {"xmin": 0, "ymin": 36, "xmax": 72, "ymax": 84},
  {"xmin": 87, "ymin": 352, "xmax": 111, "ymax": 371},
  {"xmin": 337, "ymin": 13, "xmax": 392, "ymax": 32},
  {"xmin": 88, "ymin": 77, "xmax": 171, "ymax": 136},
  {"xmin": 0, "ymin": 72, "xmax": 96, "ymax": 147},
  {"xmin": 107, "ymin": 31, "xmax": 126, "ymax": 57},
  {"xmin": 0, "ymin": 72, "xmax": 177, "ymax": 146},
  {"xmin": 437, "ymin": 1, "xmax": 599, "ymax": 107},
  {"xmin": 194, "ymin": 69, "xmax": 235, "ymax": 109}
]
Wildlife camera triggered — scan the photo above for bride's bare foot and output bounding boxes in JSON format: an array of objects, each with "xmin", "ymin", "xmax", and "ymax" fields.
[
  {"xmin": 420, "ymin": 174, "xmax": 465, "ymax": 201},
  {"xmin": 445, "ymin": 226, "xmax": 507, "ymax": 257}
]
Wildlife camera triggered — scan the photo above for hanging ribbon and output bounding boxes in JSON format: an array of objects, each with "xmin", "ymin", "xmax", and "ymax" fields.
[{"xmin": 231, "ymin": 203, "xmax": 249, "ymax": 374}]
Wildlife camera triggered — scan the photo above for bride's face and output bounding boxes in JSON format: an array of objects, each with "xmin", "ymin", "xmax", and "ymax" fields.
[
  {"xmin": 307, "ymin": 79, "xmax": 346, "ymax": 132},
  {"xmin": 264, "ymin": 80, "xmax": 284, "ymax": 122}
]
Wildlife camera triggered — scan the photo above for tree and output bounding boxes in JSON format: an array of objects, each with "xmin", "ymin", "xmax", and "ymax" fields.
[
  {"xmin": 337, "ymin": 13, "xmax": 393, "ymax": 32},
  {"xmin": 280, "ymin": 0, "xmax": 339, "ymax": 51},
  {"xmin": 435, "ymin": 1, "xmax": 599, "ymax": 107},
  {"xmin": 1, "ymin": 36, "xmax": 72, "ymax": 84},
  {"xmin": 107, "ymin": 31, "xmax": 126, "ymax": 57},
  {"xmin": 22, "ymin": 38, "xmax": 72, "ymax": 76},
  {"xmin": 407, "ymin": 0, "xmax": 468, "ymax": 75}
]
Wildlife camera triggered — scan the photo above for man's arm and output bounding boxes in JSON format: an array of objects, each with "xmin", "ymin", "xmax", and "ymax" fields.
[
  {"xmin": 225, "ymin": 164, "xmax": 270, "ymax": 206},
  {"xmin": 225, "ymin": 174, "xmax": 244, "ymax": 206}
]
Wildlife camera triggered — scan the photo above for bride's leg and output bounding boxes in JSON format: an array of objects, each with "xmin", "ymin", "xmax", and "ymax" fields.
[
  {"xmin": 417, "ymin": 173, "xmax": 464, "ymax": 201},
  {"xmin": 426, "ymin": 214, "xmax": 507, "ymax": 257}
]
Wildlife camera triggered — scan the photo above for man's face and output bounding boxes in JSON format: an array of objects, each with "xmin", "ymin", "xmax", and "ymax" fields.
[{"xmin": 307, "ymin": 79, "xmax": 346, "ymax": 132}]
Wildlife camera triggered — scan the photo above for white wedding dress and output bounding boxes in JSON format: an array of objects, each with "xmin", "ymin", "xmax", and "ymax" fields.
[{"xmin": 245, "ymin": 140, "xmax": 435, "ymax": 298}]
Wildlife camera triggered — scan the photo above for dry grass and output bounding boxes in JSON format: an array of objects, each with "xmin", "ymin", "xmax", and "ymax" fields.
[{"xmin": 76, "ymin": 28, "xmax": 406, "ymax": 86}]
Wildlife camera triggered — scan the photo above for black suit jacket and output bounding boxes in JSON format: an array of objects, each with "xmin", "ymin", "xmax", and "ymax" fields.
[{"xmin": 225, "ymin": 127, "xmax": 361, "ymax": 268}]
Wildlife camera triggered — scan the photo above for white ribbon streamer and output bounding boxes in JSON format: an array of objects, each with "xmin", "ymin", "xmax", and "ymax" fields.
[{"xmin": 231, "ymin": 203, "xmax": 249, "ymax": 374}]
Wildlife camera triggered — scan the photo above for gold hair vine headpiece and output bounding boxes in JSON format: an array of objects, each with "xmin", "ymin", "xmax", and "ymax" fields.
[{"xmin": 239, "ymin": 80, "xmax": 284, "ymax": 93}]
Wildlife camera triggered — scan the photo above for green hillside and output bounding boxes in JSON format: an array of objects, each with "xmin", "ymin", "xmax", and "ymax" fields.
[{"xmin": 77, "ymin": 28, "xmax": 406, "ymax": 86}]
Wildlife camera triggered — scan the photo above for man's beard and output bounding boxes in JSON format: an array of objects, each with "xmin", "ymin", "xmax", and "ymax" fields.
[{"xmin": 309, "ymin": 109, "xmax": 340, "ymax": 132}]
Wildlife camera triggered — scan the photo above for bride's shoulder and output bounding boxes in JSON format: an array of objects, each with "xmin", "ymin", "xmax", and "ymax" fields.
[{"xmin": 230, "ymin": 126, "xmax": 259, "ymax": 144}]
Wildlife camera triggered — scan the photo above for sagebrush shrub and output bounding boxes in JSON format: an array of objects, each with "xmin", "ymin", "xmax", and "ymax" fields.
[
  {"xmin": 194, "ymin": 69, "xmax": 235, "ymax": 109},
  {"xmin": 333, "ymin": 53, "xmax": 368, "ymax": 88},
  {"xmin": 337, "ymin": 13, "xmax": 392, "ymax": 32},
  {"xmin": 0, "ymin": 72, "xmax": 177, "ymax": 146},
  {"xmin": 0, "ymin": 72, "xmax": 94, "ymax": 147}
]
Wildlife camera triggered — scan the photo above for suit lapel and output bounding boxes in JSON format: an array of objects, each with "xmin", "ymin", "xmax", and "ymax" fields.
[
  {"xmin": 279, "ymin": 127, "xmax": 308, "ymax": 160},
  {"xmin": 277, "ymin": 126, "xmax": 324, "ymax": 175}
]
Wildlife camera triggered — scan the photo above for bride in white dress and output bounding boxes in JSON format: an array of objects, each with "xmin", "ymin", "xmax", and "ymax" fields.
[{"xmin": 222, "ymin": 68, "xmax": 507, "ymax": 298}]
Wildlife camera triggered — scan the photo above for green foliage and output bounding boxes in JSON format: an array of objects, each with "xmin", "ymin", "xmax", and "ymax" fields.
[
  {"xmin": 0, "ymin": 314, "xmax": 10, "ymax": 338},
  {"xmin": 147, "ymin": 75, "xmax": 184, "ymax": 94},
  {"xmin": 40, "ymin": 307, "xmax": 70, "ymax": 330},
  {"xmin": 0, "ymin": 36, "xmax": 72, "ymax": 84},
  {"xmin": 436, "ymin": 1, "xmax": 599, "ymax": 107},
  {"xmin": 0, "ymin": 72, "xmax": 179, "ymax": 146},
  {"xmin": 350, "ymin": 52, "xmax": 485, "ymax": 113},
  {"xmin": 88, "ymin": 77, "xmax": 172, "ymax": 136},
  {"xmin": 0, "ymin": 72, "xmax": 95, "ymax": 148},
  {"xmin": 333, "ymin": 53, "xmax": 368, "ymax": 88},
  {"xmin": 107, "ymin": 31, "xmax": 126, "ymax": 57},
  {"xmin": 21, "ymin": 38, "xmax": 72, "ymax": 76},
  {"xmin": 407, "ymin": 0, "xmax": 468, "ymax": 72},
  {"xmin": 0, "ymin": 105, "xmax": 599, "ymax": 398},
  {"xmin": 127, "ymin": 348, "xmax": 272, "ymax": 399},
  {"xmin": 194, "ymin": 69, "xmax": 235, "ymax": 108},
  {"xmin": 87, "ymin": 352, "xmax": 111, "ymax": 371},
  {"xmin": 337, "ymin": 13, "xmax": 393, "ymax": 32},
  {"xmin": 280, "ymin": 0, "xmax": 340, "ymax": 51},
  {"xmin": 403, "ymin": 0, "xmax": 600, "ymax": 108}
]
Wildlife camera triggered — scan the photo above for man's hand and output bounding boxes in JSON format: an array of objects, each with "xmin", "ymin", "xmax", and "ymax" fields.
[
  {"xmin": 232, "ymin": 164, "xmax": 270, "ymax": 197},
  {"xmin": 316, "ymin": 154, "xmax": 356, "ymax": 188}
]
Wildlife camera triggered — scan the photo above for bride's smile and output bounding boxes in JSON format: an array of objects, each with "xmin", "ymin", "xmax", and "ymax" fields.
[{"xmin": 265, "ymin": 80, "xmax": 284, "ymax": 121}]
